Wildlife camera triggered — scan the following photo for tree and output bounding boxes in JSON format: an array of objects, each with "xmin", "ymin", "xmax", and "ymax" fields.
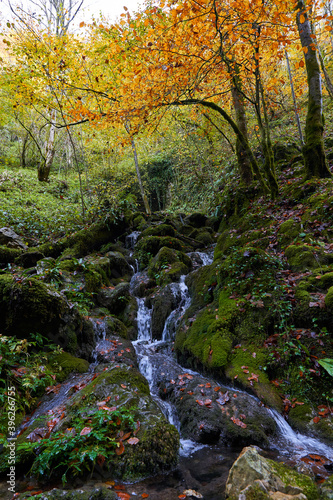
[
  {"xmin": 296, "ymin": 0, "xmax": 331, "ymax": 178},
  {"xmin": 7, "ymin": 0, "xmax": 84, "ymax": 181}
]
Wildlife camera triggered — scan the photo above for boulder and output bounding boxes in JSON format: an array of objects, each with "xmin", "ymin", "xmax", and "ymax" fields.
[
  {"xmin": 0, "ymin": 275, "xmax": 94, "ymax": 359},
  {"xmin": 0, "ymin": 226, "xmax": 28, "ymax": 250},
  {"xmin": 97, "ymin": 282, "xmax": 131, "ymax": 314},
  {"xmin": 225, "ymin": 446, "xmax": 319, "ymax": 499}
]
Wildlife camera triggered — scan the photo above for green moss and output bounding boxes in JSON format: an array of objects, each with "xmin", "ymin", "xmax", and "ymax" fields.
[
  {"xmin": 225, "ymin": 348, "xmax": 281, "ymax": 409},
  {"xmin": 0, "ymin": 244, "xmax": 22, "ymax": 264},
  {"xmin": 195, "ymin": 230, "xmax": 213, "ymax": 246},
  {"xmin": 325, "ymin": 286, "xmax": 333, "ymax": 309},
  {"xmin": 148, "ymin": 246, "xmax": 192, "ymax": 286},
  {"xmin": 278, "ymin": 219, "xmax": 302, "ymax": 248},
  {"xmin": 288, "ymin": 403, "xmax": 313, "ymax": 433},
  {"xmin": 141, "ymin": 223, "xmax": 176, "ymax": 238},
  {"xmin": 228, "ymin": 483, "xmax": 270, "ymax": 500},
  {"xmin": 269, "ymin": 459, "xmax": 320, "ymax": 500},
  {"xmin": 49, "ymin": 352, "xmax": 89, "ymax": 381},
  {"xmin": 204, "ymin": 329, "xmax": 232, "ymax": 368},
  {"xmin": 285, "ymin": 243, "xmax": 333, "ymax": 271}
]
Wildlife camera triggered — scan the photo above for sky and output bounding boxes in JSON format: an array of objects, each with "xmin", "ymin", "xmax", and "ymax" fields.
[{"xmin": 0, "ymin": 0, "xmax": 145, "ymax": 24}]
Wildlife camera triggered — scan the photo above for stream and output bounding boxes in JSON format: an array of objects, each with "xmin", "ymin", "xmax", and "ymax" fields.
[{"xmin": 5, "ymin": 243, "xmax": 333, "ymax": 500}]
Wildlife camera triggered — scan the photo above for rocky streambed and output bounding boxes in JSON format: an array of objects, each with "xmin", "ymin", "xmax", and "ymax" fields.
[{"xmin": 0, "ymin": 211, "xmax": 332, "ymax": 499}]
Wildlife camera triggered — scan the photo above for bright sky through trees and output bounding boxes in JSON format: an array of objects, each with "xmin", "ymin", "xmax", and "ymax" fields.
[{"xmin": 0, "ymin": 0, "xmax": 143, "ymax": 23}]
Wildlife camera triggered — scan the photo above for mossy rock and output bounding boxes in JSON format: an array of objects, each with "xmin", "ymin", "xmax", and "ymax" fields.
[
  {"xmin": 148, "ymin": 246, "xmax": 192, "ymax": 287},
  {"xmin": 325, "ymin": 286, "xmax": 333, "ymax": 309},
  {"xmin": 49, "ymin": 351, "xmax": 89, "ymax": 382},
  {"xmin": 16, "ymin": 250, "xmax": 45, "ymax": 268},
  {"xmin": 284, "ymin": 244, "xmax": 333, "ymax": 271},
  {"xmin": 226, "ymin": 446, "xmax": 320, "ymax": 500},
  {"xmin": 134, "ymin": 235, "xmax": 185, "ymax": 268},
  {"xmin": 277, "ymin": 218, "xmax": 302, "ymax": 248},
  {"xmin": 293, "ymin": 283, "xmax": 333, "ymax": 330},
  {"xmin": 0, "ymin": 244, "xmax": 22, "ymax": 266},
  {"xmin": 225, "ymin": 348, "xmax": 281, "ymax": 410},
  {"xmin": 117, "ymin": 297, "xmax": 138, "ymax": 339},
  {"xmin": 195, "ymin": 230, "xmax": 213, "ymax": 246},
  {"xmin": 289, "ymin": 404, "xmax": 333, "ymax": 445},
  {"xmin": 185, "ymin": 261, "xmax": 219, "ymax": 313},
  {"xmin": 0, "ymin": 275, "xmax": 92, "ymax": 358},
  {"xmin": 97, "ymin": 282, "xmax": 131, "ymax": 315},
  {"xmin": 184, "ymin": 212, "xmax": 207, "ymax": 227},
  {"xmin": 105, "ymin": 251, "xmax": 133, "ymax": 279},
  {"xmin": 140, "ymin": 223, "xmax": 176, "ymax": 238}
]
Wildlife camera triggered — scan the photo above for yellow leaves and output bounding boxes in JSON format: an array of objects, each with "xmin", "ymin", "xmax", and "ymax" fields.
[
  {"xmin": 79, "ymin": 22, "xmax": 85, "ymax": 28},
  {"xmin": 302, "ymin": 46, "xmax": 308, "ymax": 54},
  {"xmin": 299, "ymin": 14, "xmax": 305, "ymax": 24}
]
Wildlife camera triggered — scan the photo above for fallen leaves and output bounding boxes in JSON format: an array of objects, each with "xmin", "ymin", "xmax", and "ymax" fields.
[
  {"xmin": 216, "ymin": 391, "xmax": 229, "ymax": 405},
  {"xmin": 230, "ymin": 416, "xmax": 247, "ymax": 429}
]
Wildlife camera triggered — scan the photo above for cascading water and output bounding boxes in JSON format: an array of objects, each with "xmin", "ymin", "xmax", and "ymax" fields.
[{"xmin": 130, "ymin": 247, "xmax": 333, "ymax": 465}]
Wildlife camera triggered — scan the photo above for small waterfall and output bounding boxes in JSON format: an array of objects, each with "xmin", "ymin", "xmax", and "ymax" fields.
[
  {"xmin": 269, "ymin": 409, "xmax": 333, "ymax": 461},
  {"xmin": 126, "ymin": 231, "xmax": 141, "ymax": 250},
  {"xmin": 162, "ymin": 276, "xmax": 191, "ymax": 342},
  {"xmin": 136, "ymin": 298, "xmax": 152, "ymax": 341}
]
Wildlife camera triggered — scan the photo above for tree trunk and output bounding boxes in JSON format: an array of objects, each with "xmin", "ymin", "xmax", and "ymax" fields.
[
  {"xmin": 296, "ymin": 1, "xmax": 331, "ymax": 179},
  {"xmin": 285, "ymin": 51, "xmax": 304, "ymax": 146},
  {"xmin": 231, "ymin": 84, "xmax": 253, "ymax": 186},
  {"xmin": 39, "ymin": 110, "xmax": 57, "ymax": 182},
  {"xmin": 125, "ymin": 121, "xmax": 151, "ymax": 215}
]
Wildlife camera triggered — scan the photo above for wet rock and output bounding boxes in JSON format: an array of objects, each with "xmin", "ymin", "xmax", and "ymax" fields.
[
  {"xmin": 150, "ymin": 284, "xmax": 182, "ymax": 340},
  {"xmin": 130, "ymin": 270, "xmax": 156, "ymax": 297},
  {"xmin": 10, "ymin": 366, "xmax": 179, "ymax": 483},
  {"xmin": 225, "ymin": 446, "xmax": 319, "ymax": 499},
  {"xmin": 0, "ymin": 226, "xmax": 28, "ymax": 249},
  {"xmin": 105, "ymin": 251, "xmax": 133, "ymax": 279},
  {"xmin": 97, "ymin": 282, "xmax": 130, "ymax": 314},
  {"xmin": 16, "ymin": 486, "xmax": 117, "ymax": 499}
]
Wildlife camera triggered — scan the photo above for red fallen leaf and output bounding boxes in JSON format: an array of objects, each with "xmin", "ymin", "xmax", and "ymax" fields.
[
  {"xmin": 196, "ymin": 400, "xmax": 204, "ymax": 406},
  {"xmin": 117, "ymin": 493, "xmax": 131, "ymax": 500},
  {"xmin": 185, "ymin": 374, "xmax": 193, "ymax": 379},
  {"xmin": 231, "ymin": 417, "xmax": 247, "ymax": 429},
  {"xmin": 313, "ymin": 416, "xmax": 321, "ymax": 423},
  {"xmin": 80, "ymin": 427, "xmax": 92, "ymax": 436},
  {"xmin": 234, "ymin": 375, "xmax": 238, "ymax": 379},
  {"xmin": 117, "ymin": 352, "xmax": 122, "ymax": 357},
  {"xmin": 214, "ymin": 386, "xmax": 221, "ymax": 392},
  {"xmin": 204, "ymin": 399, "xmax": 212, "ymax": 406},
  {"xmin": 248, "ymin": 373, "xmax": 259, "ymax": 382},
  {"xmin": 122, "ymin": 432, "xmax": 132, "ymax": 440},
  {"xmin": 252, "ymin": 352, "xmax": 256, "ymax": 358},
  {"xmin": 178, "ymin": 496, "xmax": 186, "ymax": 499},
  {"xmin": 200, "ymin": 389, "xmax": 205, "ymax": 395},
  {"xmin": 198, "ymin": 384, "xmax": 204, "ymax": 387},
  {"xmin": 241, "ymin": 366, "xmax": 248, "ymax": 369},
  {"xmin": 127, "ymin": 437, "xmax": 140, "ymax": 445},
  {"xmin": 187, "ymin": 391, "xmax": 194, "ymax": 395},
  {"xmin": 271, "ymin": 379, "xmax": 280, "ymax": 387},
  {"xmin": 91, "ymin": 373, "xmax": 98, "ymax": 381},
  {"xmin": 243, "ymin": 370, "xmax": 249, "ymax": 374},
  {"xmin": 97, "ymin": 454, "xmax": 105, "ymax": 466},
  {"xmin": 121, "ymin": 384, "xmax": 127, "ymax": 389},
  {"xmin": 233, "ymin": 394, "xmax": 237, "ymax": 398},
  {"xmin": 142, "ymin": 494, "xmax": 149, "ymax": 499},
  {"xmin": 179, "ymin": 380, "xmax": 186, "ymax": 386},
  {"xmin": 97, "ymin": 401, "xmax": 107, "ymax": 406},
  {"xmin": 170, "ymin": 380, "xmax": 176, "ymax": 384},
  {"xmin": 116, "ymin": 441, "xmax": 125, "ymax": 455},
  {"xmin": 199, "ymin": 423, "xmax": 205, "ymax": 429},
  {"xmin": 125, "ymin": 348, "xmax": 131, "ymax": 352},
  {"xmin": 205, "ymin": 383, "xmax": 211, "ymax": 388},
  {"xmin": 239, "ymin": 414, "xmax": 246, "ymax": 420},
  {"xmin": 30, "ymin": 491, "xmax": 43, "ymax": 496},
  {"xmin": 27, "ymin": 428, "xmax": 48, "ymax": 442},
  {"xmin": 216, "ymin": 391, "xmax": 229, "ymax": 405}
]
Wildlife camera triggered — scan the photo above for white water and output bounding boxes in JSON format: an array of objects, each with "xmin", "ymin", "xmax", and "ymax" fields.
[
  {"xmin": 270, "ymin": 409, "xmax": 333, "ymax": 461},
  {"xmin": 130, "ymin": 248, "xmax": 333, "ymax": 462}
]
